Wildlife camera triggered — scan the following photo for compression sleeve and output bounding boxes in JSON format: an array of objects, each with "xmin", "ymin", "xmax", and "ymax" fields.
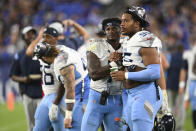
[{"xmin": 125, "ymin": 64, "xmax": 160, "ymax": 81}]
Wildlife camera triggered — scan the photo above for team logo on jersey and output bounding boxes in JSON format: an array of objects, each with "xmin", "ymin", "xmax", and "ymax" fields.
[
  {"xmin": 146, "ymin": 37, "xmax": 152, "ymax": 40},
  {"xmin": 87, "ymin": 43, "xmax": 97, "ymax": 52}
]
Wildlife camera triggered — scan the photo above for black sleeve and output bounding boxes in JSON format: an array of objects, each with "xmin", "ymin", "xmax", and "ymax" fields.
[
  {"xmin": 182, "ymin": 59, "xmax": 188, "ymax": 70},
  {"xmin": 9, "ymin": 53, "xmax": 21, "ymax": 77}
]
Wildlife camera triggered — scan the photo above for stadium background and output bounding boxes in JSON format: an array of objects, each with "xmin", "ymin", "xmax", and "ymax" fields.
[{"xmin": 0, "ymin": 0, "xmax": 195, "ymax": 130}]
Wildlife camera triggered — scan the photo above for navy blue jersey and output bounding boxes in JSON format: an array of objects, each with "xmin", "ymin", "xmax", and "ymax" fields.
[
  {"xmin": 166, "ymin": 52, "xmax": 184, "ymax": 90},
  {"xmin": 58, "ymin": 36, "xmax": 84, "ymax": 50},
  {"xmin": 9, "ymin": 48, "xmax": 42, "ymax": 98}
]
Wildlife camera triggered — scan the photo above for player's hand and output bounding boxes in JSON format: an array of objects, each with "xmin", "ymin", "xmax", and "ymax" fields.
[
  {"xmin": 110, "ymin": 71, "xmax": 125, "ymax": 81},
  {"xmin": 110, "ymin": 52, "xmax": 122, "ymax": 62},
  {"xmin": 49, "ymin": 103, "xmax": 58, "ymax": 121},
  {"xmin": 64, "ymin": 118, "xmax": 72, "ymax": 128},
  {"xmin": 62, "ymin": 19, "xmax": 75, "ymax": 27},
  {"xmin": 179, "ymin": 87, "xmax": 184, "ymax": 94}
]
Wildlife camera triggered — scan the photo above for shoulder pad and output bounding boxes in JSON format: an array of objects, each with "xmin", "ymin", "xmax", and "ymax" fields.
[
  {"xmin": 87, "ymin": 39, "xmax": 104, "ymax": 52},
  {"xmin": 54, "ymin": 51, "xmax": 70, "ymax": 71},
  {"xmin": 131, "ymin": 30, "xmax": 156, "ymax": 47},
  {"xmin": 56, "ymin": 52, "xmax": 69, "ymax": 64},
  {"xmin": 151, "ymin": 37, "xmax": 162, "ymax": 49}
]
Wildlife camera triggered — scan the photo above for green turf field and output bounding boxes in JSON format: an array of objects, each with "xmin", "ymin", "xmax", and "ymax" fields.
[
  {"xmin": 0, "ymin": 103, "xmax": 194, "ymax": 131},
  {"xmin": 0, "ymin": 103, "xmax": 27, "ymax": 131}
]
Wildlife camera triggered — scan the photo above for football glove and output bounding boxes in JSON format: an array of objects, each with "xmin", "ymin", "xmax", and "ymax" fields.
[
  {"xmin": 161, "ymin": 89, "xmax": 169, "ymax": 113},
  {"xmin": 49, "ymin": 103, "xmax": 58, "ymax": 121}
]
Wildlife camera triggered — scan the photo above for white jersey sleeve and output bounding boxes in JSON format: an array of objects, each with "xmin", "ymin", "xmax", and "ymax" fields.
[
  {"xmin": 87, "ymin": 39, "xmax": 103, "ymax": 58},
  {"xmin": 130, "ymin": 30, "xmax": 162, "ymax": 49},
  {"xmin": 122, "ymin": 30, "xmax": 162, "ymax": 67},
  {"xmin": 54, "ymin": 45, "xmax": 86, "ymax": 85},
  {"xmin": 54, "ymin": 51, "xmax": 71, "ymax": 83}
]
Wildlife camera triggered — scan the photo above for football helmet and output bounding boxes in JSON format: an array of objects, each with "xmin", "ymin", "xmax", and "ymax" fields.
[
  {"xmin": 125, "ymin": 6, "xmax": 150, "ymax": 27},
  {"xmin": 153, "ymin": 113, "xmax": 176, "ymax": 131},
  {"xmin": 34, "ymin": 42, "xmax": 51, "ymax": 59}
]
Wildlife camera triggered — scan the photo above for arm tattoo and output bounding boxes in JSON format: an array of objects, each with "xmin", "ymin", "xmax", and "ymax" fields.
[{"xmin": 60, "ymin": 65, "xmax": 75, "ymax": 110}]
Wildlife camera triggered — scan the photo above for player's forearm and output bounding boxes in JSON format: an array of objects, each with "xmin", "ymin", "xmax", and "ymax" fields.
[
  {"xmin": 125, "ymin": 64, "xmax": 160, "ymax": 81},
  {"xmin": 65, "ymin": 90, "xmax": 75, "ymax": 111},
  {"xmin": 26, "ymin": 35, "xmax": 42, "ymax": 56},
  {"xmin": 61, "ymin": 65, "xmax": 75, "ymax": 110},
  {"xmin": 179, "ymin": 68, "xmax": 187, "ymax": 88},
  {"xmin": 53, "ymin": 82, "xmax": 65, "ymax": 105},
  {"xmin": 64, "ymin": 82, "xmax": 75, "ymax": 120},
  {"xmin": 11, "ymin": 75, "xmax": 27, "ymax": 83},
  {"xmin": 64, "ymin": 79, "xmax": 75, "ymax": 110},
  {"xmin": 72, "ymin": 21, "xmax": 88, "ymax": 40},
  {"xmin": 88, "ymin": 65, "xmax": 110, "ymax": 81}
]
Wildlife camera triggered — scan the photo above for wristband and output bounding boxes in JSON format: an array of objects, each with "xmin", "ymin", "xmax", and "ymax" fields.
[
  {"xmin": 65, "ymin": 110, "xmax": 72, "ymax": 119},
  {"xmin": 179, "ymin": 81, "xmax": 185, "ymax": 88},
  {"xmin": 65, "ymin": 99, "xmax": 75, "ymax": 104},
  {"xmin": 109, "ymin": 61, "xmax": 118, "ymax": 67},
  {"xmin": 125, "ymin": 72, "xmax": 128, "ymax": 79}
]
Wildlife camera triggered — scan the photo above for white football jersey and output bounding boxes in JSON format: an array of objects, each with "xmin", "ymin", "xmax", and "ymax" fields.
[
  {"xmin": 77, "ymin": 42, "xmax": 89, "ymax": 77},
  {"xmin": 87, "ymin": 39, "xmax": 123, "ymax": 94},
  {"xmin": 54, "ymin": 45, "xmax": 86, "ymax": 86},
  {"xmin": 122, "ymin": 30, "xmax": 162, "ymax": 68},
  {"xmin": 183, "ymin": 46, "xmax": 196, "ymax": 80},
  {"xmin": 39, "ymin": 60, "xmax": 59, "ymax": 95},
  {"xmin": 183, "ymin": 46, "xmax": 196, "ymax": 101}
]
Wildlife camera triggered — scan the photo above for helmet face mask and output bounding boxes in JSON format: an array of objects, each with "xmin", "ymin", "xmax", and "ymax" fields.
[
  {"xmin": 153, "ymin": 113, "xmax": 176, "ymax": 131},
  {"xmin": 34, "ymin": 42, "xmax": 51, "ymax": 59}
]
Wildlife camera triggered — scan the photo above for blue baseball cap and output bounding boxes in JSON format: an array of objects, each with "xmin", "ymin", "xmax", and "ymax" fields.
[{"xmin": 43, "ymin": 27, "xmax": 59, "ymax": 37}]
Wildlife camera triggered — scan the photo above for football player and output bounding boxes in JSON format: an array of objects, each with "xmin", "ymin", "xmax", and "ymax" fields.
[
  {"xmin": 81, "ymin": 18, "xmax": 123, "ymax": 131},
  {"xmin": 27, "ymin": 27, "xmax": 89, "ymax": 131},
  {"xmin": 31, "ymin": 27, "xmax": 66, "ymax": 131},
  {"xmin": 179, "ymin": 40, "xmax": 196, "ymax": 131},
  {"xmin": 110, "ymin": 6, "xmax": 163, "ymax": 131},
  {"xmin": 34, "ymin": 41, "xmax": 88, "ymax": 131}
]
